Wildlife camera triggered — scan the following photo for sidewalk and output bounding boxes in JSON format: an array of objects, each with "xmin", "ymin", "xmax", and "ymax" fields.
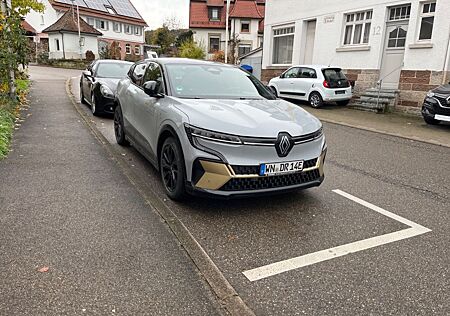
[
  {"xmin": 0, "ymin": 69, "xmax": 221, "ymax": 315},
  {"xmin": 298, "ymin": 103, "xmax": 450, "ymax": 148}
]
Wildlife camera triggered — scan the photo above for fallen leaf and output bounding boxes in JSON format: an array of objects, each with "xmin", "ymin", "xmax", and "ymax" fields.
[{"xmin": 38, "ymin": 266, "xmax": 49, "ymax": 273}]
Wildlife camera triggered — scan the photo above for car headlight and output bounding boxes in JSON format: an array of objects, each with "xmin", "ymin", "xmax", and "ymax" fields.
[
  {"xmin": 100, "ymin": 85, "xmax": 114, "ymax": 98},
  {"xmin": 184, "ymin": 124, "xmax": 242, "ymax": 145},
  {"xmin": 426, "ymin": 91, "xmax": 435, "ymax": 98}
]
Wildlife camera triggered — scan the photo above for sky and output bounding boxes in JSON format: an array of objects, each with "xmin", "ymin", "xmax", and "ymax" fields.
[{"xmin": 130, "ymin": 0, "xmax": 189, "ymax": 30}]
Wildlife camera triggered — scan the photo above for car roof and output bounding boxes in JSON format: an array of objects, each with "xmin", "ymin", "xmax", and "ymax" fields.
[
  {"xmin": 96, "ymin": 59, "xmax": 133, "ymax": 64},
  {"xmin": 144, "ymin": 58, "xmax": 234, "ymax": 67},
  {"xmin": 290, "ymin": 65, "xmax": 342, "ymax": 70}
]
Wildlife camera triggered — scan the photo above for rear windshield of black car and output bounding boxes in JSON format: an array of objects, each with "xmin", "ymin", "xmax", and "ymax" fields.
[
  {"xmin": 96, "ymin": 62, "xmax": 132, "ymax": 79},
  {"xmin": 322, "ymin": 68, "xmax": 350, "ymax": 88}
]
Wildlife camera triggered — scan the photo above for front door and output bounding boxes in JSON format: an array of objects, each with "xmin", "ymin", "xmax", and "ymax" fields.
[
  {"xmin": 303, "ymin": 20, "xmax": 316, "ymax": 65},
  {"xmin": 380, "ymin": 23, "xmax": 408, "ymax": 90}
]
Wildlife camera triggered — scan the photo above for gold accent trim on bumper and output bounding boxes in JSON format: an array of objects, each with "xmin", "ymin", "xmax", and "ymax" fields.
[{"xmin": 195, "ymin": 154, "xmax": 325, "ymax": 191}]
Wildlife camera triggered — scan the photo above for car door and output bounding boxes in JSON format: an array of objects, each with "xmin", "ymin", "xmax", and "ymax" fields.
[
  {"xmin": 277, "ymin": 67, "xmax": 300, "ymax": 97},
  {"xmin": 133, "ymin": 62, "xmax": 165, "ymax": 163},
  {"xmin": 294, "ymin": 67, "xmax": 318, "ymax": 100},
  {"xmin": 122, "ymin": 62, "xmax": 148, "ymax": 142},
  {"xmin": 81, "ymin": 61, "xmax": 96, "ymax": 100}
]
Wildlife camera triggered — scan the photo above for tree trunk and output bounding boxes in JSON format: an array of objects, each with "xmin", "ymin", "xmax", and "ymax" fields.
[{"xmin": 1, "ymin": 0, "xmax": 16, "ymax": 99}]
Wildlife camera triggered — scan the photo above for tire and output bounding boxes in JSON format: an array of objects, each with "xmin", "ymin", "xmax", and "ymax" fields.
[
  {"xmin": 91, "ymin": 93, "xmax": 100, "ymax": 116},
  {"xmin": 337, "ymin": 100, "xmax": 350, "ymax": 106},
  {"xmin": 80, "ymin": 85, "xmax": 87, "ymax": 105},
  {"xmin": 160, "ymin": 137, "xmax": 186, "ymax": 201},
  {"xmin": 114, "ymin": 106, "xmax": 130, "ymax": 146},
  {"xmin": 309, "ymin": 92, "xmax": 324, "ymax": 108},
  {"xmin": 423, "ymin": 115, "xmax": 440, "ymax": 125}
]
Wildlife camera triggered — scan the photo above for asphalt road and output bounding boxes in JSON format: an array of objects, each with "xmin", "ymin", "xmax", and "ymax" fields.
[{"xmin": 5, "ymin": 65, "xmax": 449, "ymax": 315}]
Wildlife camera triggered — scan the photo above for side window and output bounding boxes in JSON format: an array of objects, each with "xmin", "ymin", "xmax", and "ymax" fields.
[
  {"xmin": 131, "ymin": 63, "xmax": 147, "ymax": 85},
  {"xmin": 143, "ymin": 63, "xmax": 165, "ymax": 94},
  {"xmin": 283, "ymin": 67, "xmax": 300, "ymax": 78},
  {"xmin": 299, "ymin": 68, "xmax": 317, "ymax": 79}
]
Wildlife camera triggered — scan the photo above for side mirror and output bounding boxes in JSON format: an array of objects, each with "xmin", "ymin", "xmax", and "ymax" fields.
[
  {"xmin": 82, "ymin": 70, "xmax": 92, "ymax": 77},
  {"xmin": 143, "ymin": 81, "xmax": 159, "ymax": 97}
]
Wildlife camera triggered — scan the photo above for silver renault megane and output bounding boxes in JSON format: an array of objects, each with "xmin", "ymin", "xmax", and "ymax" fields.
[{"xmin": 114, "ymin": 58, "xmax": 327, "ymax": 200}]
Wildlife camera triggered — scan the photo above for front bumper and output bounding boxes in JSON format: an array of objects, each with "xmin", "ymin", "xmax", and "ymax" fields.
[
  {"xmin": 422, "ymin": 96, "xmax": 450, "ymax": 120},
  {"xmin": 187, "ymin": 147, "xmax": 326, "ymax": 197}
]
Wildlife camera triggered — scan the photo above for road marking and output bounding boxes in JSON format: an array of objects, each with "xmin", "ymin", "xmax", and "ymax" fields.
[{"xmin": 243, "ymin": 189, "xmax": 431, "ymax": 282}]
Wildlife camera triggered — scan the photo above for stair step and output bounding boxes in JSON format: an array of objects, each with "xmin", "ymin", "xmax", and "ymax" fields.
[
  {"xmin": 361, "ymin": 92, "xmax": 398, "ymax": 98},
  {"xmin": 349, "ymin": 102, "xmax": 385, "ymax": 113},
  {"xmin": 366, "ymin": 88, "xmax": 399, "ymax": 93},
  {"xmin": 359, "ymin": 96, "xmax": 391, "ymax": 104}
]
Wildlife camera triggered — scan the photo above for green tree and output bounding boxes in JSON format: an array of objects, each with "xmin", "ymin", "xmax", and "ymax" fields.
[
  {"xmin": 151, "ymin": 26, "xmax": 175, "ymax": 56},
  {"xmin": 175, "ymin": 30, "xmax": 193, "ymax": 48},
  {"xmin": 178, "ymin": 39, "xmax": 205, "ymax": 60},
  {"xmin": 0, "ymin": 0, "xmax": 44, "ymax": 98}
]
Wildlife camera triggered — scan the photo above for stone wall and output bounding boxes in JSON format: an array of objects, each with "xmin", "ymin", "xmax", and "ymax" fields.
[
  {"xmin": 261, "ymin": 67, "xmax": 288, "ymax": 84},
  {"xmin": 343, "ymin": 69, "xmax": 380, "ymax": 96},
  {"xmin": 398, "ymin": 70, "xmax": 450, "ymax": 107}
]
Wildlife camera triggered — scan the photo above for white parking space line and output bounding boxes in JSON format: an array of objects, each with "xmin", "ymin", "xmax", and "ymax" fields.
[{"xmin": 243, "ymin": 189, "xmax": 431, "ymax": 282}]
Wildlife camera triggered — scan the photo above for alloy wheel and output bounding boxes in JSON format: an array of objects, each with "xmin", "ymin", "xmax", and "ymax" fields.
[
  {"xmin": 91, "ymin": 94, "xmax": 96, "ymax": 114},
  {"xmin": 161, "ymin": 143, "xmax": 179, "ymax": 193},
  {"xmin": 114, "ymin": 109, "xmax": 122, "ymax": 140},
  {"xmin": 310, "ymin": 94, "xmax": 321, "ymax": 108}
]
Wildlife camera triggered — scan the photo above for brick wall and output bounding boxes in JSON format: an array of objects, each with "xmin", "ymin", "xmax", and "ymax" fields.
[
  {"xmin": 261, "ymin": 67, "xmax": 288, "ymax": 84},
  {"xmin": 398, "ymin": 70, "xmax": 450, "ymax": 107}
]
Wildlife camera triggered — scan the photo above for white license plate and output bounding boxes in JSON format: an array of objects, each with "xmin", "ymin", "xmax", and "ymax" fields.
[
  {"xmin": 435, "ymin": 114, "xmax": 450, "ymax": 122},
  {"xmin": 260, "ymin": 160, "xmax": 304, "ymax": 176}
]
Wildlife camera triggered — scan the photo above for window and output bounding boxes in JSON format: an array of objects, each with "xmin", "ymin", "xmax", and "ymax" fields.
[
  {"xmin": 209, "ymin": 36, "xmax": 220, "ymax": 53},
  {"xmin": 388, "ymin": 26, "xmax": 407, "ymax": 48},
  {"xmin": 125, "ymin": 44, "xmax": 131, "ymax": 55},
  {"xmin": 96, "ymin": 19, "xmax": 108, "ymax": 31},
  {"xmin": 134, "ymin": 26, "xmax": 142, "ymax": 36},
  {"xmin": 272, "ymin": 26, "xmax": 295, "ymax": 64},
  {"xmin": 124, "ymin": 24, "xmax": 132, "ymax": 34},
  {"xmin": 238, "ymin": 44, "xmax": 251, "ymax": 56},
  {"xmin": 283, "ymin": 67, "xmax": 300, "ymax": 78},
  {"xmin": 209, "ymin": 8, "xmax": 220, "ymax": 21},
  {"xmin": 241, "ymin": 21, "xmax": 250, "ymax": 33},
  {"xmin": 87, "ymin": 17, "xmax": 94, "ymax": 26},
  {"xmin": 389, "ymin": 5, "xmax": 411, "ymax": 21},
  {"xmin": 134, "ymin": 45, "xmax": 141, "ymax": 55},
  {"xmin": 55, "ymin": 39, "xmax": 60, "ymax": 51},
  {"xmin": 113, "ymin": 22, "xmax": 121, "ymax": 33},
  {"xmin": 143, "ymin": 63, "xmax": 165, "ymax": 94},
  {"xmin": 299, "ymin": 67, "xmax": 317, "ymax": 79},
  {"xmin": 105, "ymin": 6, "xmax": 116, "ymax": 15},
  {"xmin": 343, "ymin": 10, "xmax": 372, "ymax": 45},
  {"xmin": 418, "ymin": 1, "xmax": 436, "ymax": 41}
]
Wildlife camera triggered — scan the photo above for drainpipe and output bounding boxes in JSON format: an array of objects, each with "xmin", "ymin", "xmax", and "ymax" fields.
[
  {"xmin": 61, "ymin": 32, "xmax": 66, "ymax": 59},
  {"xmin": 442, "ymin": 26, "xmax": 450, "ymax": 84}
]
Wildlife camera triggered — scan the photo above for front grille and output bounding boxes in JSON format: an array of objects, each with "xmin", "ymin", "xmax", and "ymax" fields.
[
  {"xmin": 232, "ymin": 158, "xmax": 318, "ymax": 175},
  {"xmin": 434, "ymin": 95, "xmax": 450, "ymax": 107},
  {"xmin": 220, "ymin": 169, "xmax": 321, "ymax": 191}
]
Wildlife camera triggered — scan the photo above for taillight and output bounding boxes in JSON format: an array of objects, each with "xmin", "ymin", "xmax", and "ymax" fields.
[{"xmin": 323, "ymin": 80, "xmax": 330, "ymax": 88}]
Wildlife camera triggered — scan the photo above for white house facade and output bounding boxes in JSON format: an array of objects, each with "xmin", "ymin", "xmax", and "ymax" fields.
[
  {"xmin": 26, "ymin": 0, "xmax": 147, "ymax": 60},
  {"xmin": 262, "ymin": 0, "xmax": 450, "ymax": 108}
]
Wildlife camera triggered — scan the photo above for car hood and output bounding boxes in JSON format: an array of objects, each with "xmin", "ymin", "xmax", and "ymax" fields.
[
  {"xmin": 172, "ymin": 98, "xmax": 322, "ymax": 137},
  {"xmin": 433, "ymin": 84, "xmax": 450, "ymax": 95},
  {"xmin": 95, "ymin": 78, "xmax": 120, "ymax": 92}
]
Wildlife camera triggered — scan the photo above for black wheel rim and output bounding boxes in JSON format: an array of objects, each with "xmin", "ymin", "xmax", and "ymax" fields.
[
  {"xmin": 114, "ymin": 110, "xmax": 122, "ymax": 140},
  {"xmin": 161, "ymin": 144, "xmax": 178, "ymax": 192}
]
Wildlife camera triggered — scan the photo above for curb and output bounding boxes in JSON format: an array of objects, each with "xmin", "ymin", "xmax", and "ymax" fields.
[
  {"xmin": 65, "ymin": 79, "xmax": 255, "ymax": 316},
  {"xmin": 318, "ymin": 117, "xmax": 450, "ymax": 149}
]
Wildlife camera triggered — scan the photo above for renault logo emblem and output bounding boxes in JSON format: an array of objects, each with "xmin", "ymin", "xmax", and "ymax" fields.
[{"xmin": 275, "ymin": 133, "xmax": 294, "ymax": 157}]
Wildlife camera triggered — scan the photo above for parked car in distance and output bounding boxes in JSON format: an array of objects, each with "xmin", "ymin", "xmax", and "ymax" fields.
[
  {"xmin": 268, "ymin": 65, "xmax": 352, "ymax": 108},
  {"xmin": 80, "ymin": 60, "xmax": 133, "ymax": 116},
  {"xmin": 422, "ymin": 83, "xmax": 450, "ymax": 125},
  {"xmin": 114, "ymin": 58, "xmax": 327, "ymax": 200}
]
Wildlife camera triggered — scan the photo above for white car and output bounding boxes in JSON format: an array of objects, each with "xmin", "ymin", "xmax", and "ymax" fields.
[{"xmin": 268, "ymin": 65, "xmax": 353, "ymax": 108}]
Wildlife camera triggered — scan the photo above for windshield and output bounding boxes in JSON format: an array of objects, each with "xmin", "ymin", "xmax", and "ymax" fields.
[
  {"xmin": 96, "ymin": 62, "xmax": 132, "ymax": 78},
  {"xmin": 165, "ymin": 64, "xmax": 275, "ymax": 100}
]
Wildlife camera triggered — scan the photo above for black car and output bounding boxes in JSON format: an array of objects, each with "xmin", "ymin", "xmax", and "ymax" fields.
[
  {"xmin": 422, "ymin": 84, "xmax": 450, "ymax": 125},
  {"xmin": 80, "ymin": 60, "xmax": 133, "ymax": 116}
]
